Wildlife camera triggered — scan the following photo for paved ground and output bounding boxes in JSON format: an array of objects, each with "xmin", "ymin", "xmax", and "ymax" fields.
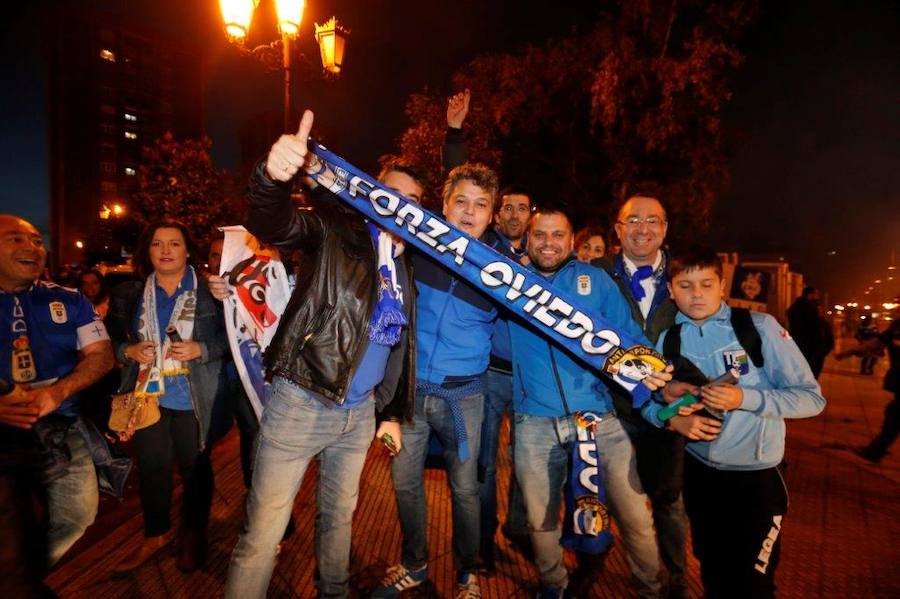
[{"xmin": 48, "ymin": 348, "xmax": 900, "ymax": 598}]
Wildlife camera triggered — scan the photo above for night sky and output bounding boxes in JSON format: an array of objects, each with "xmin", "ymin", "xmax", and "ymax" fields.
[{"xmin": 2, "ymin": 0, "xmax": 898, "ymax": 305}]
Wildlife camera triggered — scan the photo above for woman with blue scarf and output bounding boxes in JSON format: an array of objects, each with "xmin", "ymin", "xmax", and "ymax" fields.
[{"xmin": 106, "ymin": 221, "xmax": 228, "ymax": 575}]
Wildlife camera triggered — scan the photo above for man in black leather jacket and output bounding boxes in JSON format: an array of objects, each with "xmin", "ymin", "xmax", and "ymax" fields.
[{"xmin": 225, "ymin": 111, "xmax": 423, "ymax": 599}]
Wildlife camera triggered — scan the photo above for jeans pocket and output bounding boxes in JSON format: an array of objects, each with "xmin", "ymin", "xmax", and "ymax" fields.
[{"xmin": 267, "ymin": 378, "xmax": 316, "ymax": 419}]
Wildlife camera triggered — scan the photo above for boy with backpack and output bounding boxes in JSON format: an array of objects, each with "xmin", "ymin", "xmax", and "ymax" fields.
[{"xmin": 641, "ymin": 246, "xmax": 826, "ymax": 599}]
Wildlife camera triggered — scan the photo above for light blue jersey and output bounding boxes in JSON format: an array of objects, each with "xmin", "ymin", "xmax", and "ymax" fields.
[{"xmin": 642, "ymin": 302, "xmax": 825, "ymax": 470}]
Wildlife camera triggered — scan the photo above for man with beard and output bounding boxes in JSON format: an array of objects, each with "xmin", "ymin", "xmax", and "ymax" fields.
[{"xmin": 508, "ymin": 207, "xmax": 668, "ymax": 598}]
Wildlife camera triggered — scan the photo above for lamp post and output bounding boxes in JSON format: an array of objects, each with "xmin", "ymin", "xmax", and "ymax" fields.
[{"xmin": 218, "ymin": 0, "xmax": 349, "ymax": 131}]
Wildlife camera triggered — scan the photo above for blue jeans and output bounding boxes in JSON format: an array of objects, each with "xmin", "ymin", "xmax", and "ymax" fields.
[
  {"xmin": 478, "ymin": 369, "xmax": 527, "ymax": 543},
  {"xmin": 515, "ymin": 412, "xmax": 661, "ymax": 596},
  {"xmin": 391, "ymin": 390, "xmax": 484, "ymax": 573},
  {"xmin": 47, "ymin": 424, "xmax": 98, "ymax": 566},
  {"xmin": 226, "ymin": 378, "xmax": 375, "ymax": 599}
]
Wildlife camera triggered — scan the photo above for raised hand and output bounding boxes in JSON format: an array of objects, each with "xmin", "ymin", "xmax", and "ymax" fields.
[
  {"xmin": 265, "ymin": 109, "xmax": 315, "ymax": 182},
  {"xmin": 446, "ymin": 89, "xmax": 471, "ymax": 129}
]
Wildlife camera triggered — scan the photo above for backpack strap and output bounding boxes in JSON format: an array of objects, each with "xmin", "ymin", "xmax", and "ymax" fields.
[
  {"xmin": 730, "ymin": 307, "xmax": 765, "ymax": 368},
  {"xmin": 661, "ymin": 323, "xmax": 708, "ymax": 387},
  {"xmin": 662, "ymin": 323, "xmax": 682, "ymax": 361}
]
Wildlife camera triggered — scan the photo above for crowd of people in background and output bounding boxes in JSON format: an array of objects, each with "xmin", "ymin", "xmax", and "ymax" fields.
[{"xmin": 2, "ymin": 90, "xmax": 897, "ymax": 599}]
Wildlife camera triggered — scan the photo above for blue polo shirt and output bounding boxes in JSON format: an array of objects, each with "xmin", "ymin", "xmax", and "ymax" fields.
[{"xmin": 0, "ymin": 281, "xmax": 110, "ymax": 417}]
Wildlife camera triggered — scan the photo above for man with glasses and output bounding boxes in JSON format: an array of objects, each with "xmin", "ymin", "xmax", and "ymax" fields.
[{"xmin": 593, "ymin": 187, "xmax": 687, "ymax": 598}]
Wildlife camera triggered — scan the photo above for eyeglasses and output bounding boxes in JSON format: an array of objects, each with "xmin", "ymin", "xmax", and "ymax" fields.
[{"xmin": 618, "ymin": 216, "xmax": 666, "ymax": 228}]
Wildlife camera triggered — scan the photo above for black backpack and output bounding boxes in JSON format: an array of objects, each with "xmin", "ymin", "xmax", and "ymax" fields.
[{"xmin": 662, "ymin": 307, "xmax": 765, "ymax": 371}]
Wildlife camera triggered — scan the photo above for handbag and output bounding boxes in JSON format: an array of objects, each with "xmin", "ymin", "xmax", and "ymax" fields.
[{"xmin": 108, "ymin": 392, "xmax": 160, "ymax": 440}]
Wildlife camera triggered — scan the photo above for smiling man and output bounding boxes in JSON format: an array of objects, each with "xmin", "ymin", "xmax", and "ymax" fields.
[
  {"xmin": 377, "ymin": 163, "xmax": 508, "ymax": 599},
  {"xmin": 0, "ymin": 214, "xmax": 114, "ymax": 593},
  {"xmin": 508, "ymin": 207, "xmax": 667, "ymax": 598},
  {"xmin": 593, "ymin": 187, "xmax": 687, "ymax": 597}
]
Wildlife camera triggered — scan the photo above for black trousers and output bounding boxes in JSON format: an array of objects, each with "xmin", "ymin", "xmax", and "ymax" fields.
[
  {"xmin": 223, "ymin": 378, "xmax": 259, "ymax": 489},
  {"xmin": 867, "ymin": 391, "xmax": 900, "ymax": 458},
  {"xmin": 0, "ymin": 469, "xmax": 47, "ymax": 598},
  {"xmin": 630, "ymin": 419, "xmax": 688, "ymax": 586},
  {"xmin": 133, "ymin": 408, "xmax": 213, "ymax": 538},
  {"xmin": 683, "ymin": 454, "xmax": 788, "ymax": 599}
]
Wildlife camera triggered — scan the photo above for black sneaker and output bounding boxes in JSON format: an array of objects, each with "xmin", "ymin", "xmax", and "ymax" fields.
[
  {"xmin": 854, "ymin": 446, "xmax": 884, "ymax": 463},
  {"xmin": 478, "ymin": 539, "xmax": 496, "ymax": 574}
]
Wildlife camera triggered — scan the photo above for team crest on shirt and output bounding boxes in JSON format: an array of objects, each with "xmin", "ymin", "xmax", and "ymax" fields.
[
  {"xmin": 577, "ymin": 274, "xmax": 591, "ymax": 296},
  {"xmin": 49, "ymin": 301, "xmax": 67, "ymax": 324},
  {"xmin": 723, "ymin": 350, "xmax": 750, "ymax": 375}
]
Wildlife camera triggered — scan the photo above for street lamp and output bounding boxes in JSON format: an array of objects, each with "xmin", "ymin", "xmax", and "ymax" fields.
[{"xmin": 218, "ymin": 0, "xmax": 349, "ymax": 131}]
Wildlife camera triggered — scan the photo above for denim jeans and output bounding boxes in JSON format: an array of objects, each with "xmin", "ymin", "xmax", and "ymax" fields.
[
  {"xmin": 47, "ymin": 424, "xmax": 98, "ymax": 566},
  {"xmin": 478, "ymin": 369, "xmax": 527, "ymax": 543},
  {"xmin": 515, "ymin": 412, "xmax": 661, "ymax": 596},
  {"xmin": 391, "ymin": 390, "xmax": 484, "ymax": 573},
  {"xmin": 226, "ymin": 377, "xmax": 375, "ymax": 599}
]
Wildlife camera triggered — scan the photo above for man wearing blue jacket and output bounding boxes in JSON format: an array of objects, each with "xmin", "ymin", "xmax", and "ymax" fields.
[
  {"xmin": 643, "ymin": 246, "xmax": 825, "ymax": 599},
  {"xmin": 509, "ymin": 208, "xmax": 667, "ymax": 598},
  {"xmin": 377, "ymin": 163, "xmax": 507, "ymax": 599}
]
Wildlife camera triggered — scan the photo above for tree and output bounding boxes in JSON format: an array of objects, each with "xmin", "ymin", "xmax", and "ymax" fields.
[
  {"xmin": 130, "ymin": 133, "xmax": 242, "ymax": 250},
  {"xmin": 396, "ymin": 0, "xmax": 757, "ymax": 239}
]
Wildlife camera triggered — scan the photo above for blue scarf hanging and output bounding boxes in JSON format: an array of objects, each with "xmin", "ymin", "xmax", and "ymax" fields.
[
  {"xmin": 561, "ymin": 412, "xmax": 614, "ymax": 554},
  {"xmin": 366, "ymin": 222, "xmax": 407, "ymax": 346}
]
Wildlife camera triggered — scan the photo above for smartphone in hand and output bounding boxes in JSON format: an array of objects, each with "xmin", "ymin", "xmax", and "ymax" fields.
[{"xmin": 381, "ymin": 432, "xmax": 399, "ymax": 456}]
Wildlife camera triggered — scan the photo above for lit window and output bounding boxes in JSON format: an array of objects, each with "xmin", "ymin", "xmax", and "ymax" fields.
[
  {"xmin": 124, "ymin": 167, "xmax": 136, "ymax": 176},
  {"xmin": 124, "ymin": 113, "xmax": 137, "ymax": 121},
  {"xmin": 100, "ymin": 49, "xmax": 116, "ymax": 62},
  {"xmin": 124, "ymin": 131, "xmax": 137, "ymax": 140}
]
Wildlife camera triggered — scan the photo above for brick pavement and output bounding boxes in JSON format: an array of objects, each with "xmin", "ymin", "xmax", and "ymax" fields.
[{"xmin": 48, "ymin": 352, "xmax": 899, "ymax": 598}]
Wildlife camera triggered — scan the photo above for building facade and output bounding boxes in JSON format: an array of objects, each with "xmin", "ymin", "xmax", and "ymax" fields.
[{"xmin": 45, "ymin": 4, "xmax": 206, "ymax": 268}]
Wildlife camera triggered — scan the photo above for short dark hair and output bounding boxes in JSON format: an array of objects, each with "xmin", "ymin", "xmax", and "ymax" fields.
[
  {"xmin": 616, "ymin": 181, "xmax": 668, "ymax": 222},
  {"xmin": 133, "ymin": 220, "xmax": 201, "ymax": 280},
  {"xmin": 668, "ymin": 245, "xmax": 723, "ymax": 280},
  {"xmin": 442, "ymin": 163, "xmax": 499, "ymax": 209},
  {"xmin": 377, "ymin": 158, "xmax": 430, "ymax": 191},
  {"xmin": 528, "ymin": 205, "xmax": 573, "ymax": 233},
  {"xmin": 496, "ymin": 184, "xmax": 532, "ymax": 213},
  {"xmin": 802, "ymin": 286, "xmax": 817, "ymax": 297}
]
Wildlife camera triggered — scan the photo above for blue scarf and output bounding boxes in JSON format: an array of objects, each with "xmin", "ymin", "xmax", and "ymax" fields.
[
  {"xmin": 561, "ymin": 412, "xmax": 614, "ymax": 554},
  {"xmin": 366, "ymin": 222, "xmax": 407, "ymax": 346},
  {"xmin": 629, "ymin": 265, "xmax": 655, "ymax": 301},
  {"xmin": 307, "ymin": 140, "xmax": 666, "ymax": 407}
]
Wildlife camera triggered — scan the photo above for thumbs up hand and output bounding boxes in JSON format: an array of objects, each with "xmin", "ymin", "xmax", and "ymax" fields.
[{"xmin": 265, "ymin": 109, "xmax": 315, "ymax": 182}]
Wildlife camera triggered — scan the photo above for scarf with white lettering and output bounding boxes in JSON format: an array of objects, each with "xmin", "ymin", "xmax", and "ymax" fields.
[
  {"xmin": 307, "ymin": 140, "xmax": 665, "ymax": 407},
  {"xmin": 133, "ymin": 268, "xmax": 196, "ymax": 400},
  {"xmin": 561, "ymin": 412, "xmax": 614, "ymax": 554}
]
